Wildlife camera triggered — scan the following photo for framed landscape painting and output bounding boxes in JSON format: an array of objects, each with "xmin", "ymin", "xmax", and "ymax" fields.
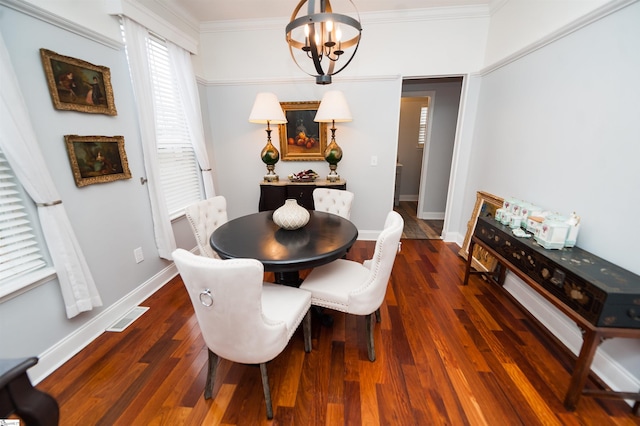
[
  {"xmin": 40, "ymin": 49, "xmax": 117, "ymax": 115},
  {"xmin": 278, "ymin": 101, "xmax": 327, "ymax": 161},
  {"xmin": 64, "ymin": 135, "xmax": 131, "ymax": 187}
]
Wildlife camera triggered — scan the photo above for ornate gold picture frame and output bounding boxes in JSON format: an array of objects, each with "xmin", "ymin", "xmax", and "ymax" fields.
[
  {"xmin": 278, "ymin": 101, "xmax": 327, "ymax": 161},
  {"xmin": 64, "ymin": 135, "xmax": 131, "ymax": 187},
  {"xmin": 40, "ymin": 49, "xmax": 117, "ymax": 115},
  {"xmin": 459, "ymin": 191, "xmax": 504, "ymax": 272}
]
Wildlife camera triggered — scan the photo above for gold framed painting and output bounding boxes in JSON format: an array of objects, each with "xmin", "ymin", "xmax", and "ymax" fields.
[
  {"xmin": 459, "ymin": 191, "xmax": 504, "ymax": 272},
  {"xmin": 278, "ymin": 101, "xmax": 327, "ymax": 161},
  {"xmin": 64, "ymin": 135, "xmax": 131, "ymax": 187},
  {"xmin": 40, "ymin": 49, "xmax": 117, "ymax": 115}
]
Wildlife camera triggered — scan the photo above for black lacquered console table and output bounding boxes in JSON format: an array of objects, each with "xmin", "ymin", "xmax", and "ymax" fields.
[{"xmin": 464, "ymin": 217, "xmax": 640, "ymax": 413}]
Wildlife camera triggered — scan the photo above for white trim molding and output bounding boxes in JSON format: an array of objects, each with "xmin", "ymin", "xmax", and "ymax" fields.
[
  {"xmin": 479, "ymin": 0, "xmax": 639, "ymax": 76},
  {"xmin": 29, "ymin": 263, "xmax": 180, "ymax": 384},
  {"xmin": 0, "ymin": 0, "xmax": 123, "ymax": 49}
]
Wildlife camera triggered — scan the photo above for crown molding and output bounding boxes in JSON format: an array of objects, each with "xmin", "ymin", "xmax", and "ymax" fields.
[
  {"xmin": 479, "ymin": 0, "xmax": 638, "ymax": 76},
  {"xmin": 0, "ymin": 0, "xmax": 123, "ymax": 49},
  {"xmin": 200, "ymin": 5, "xmax": 489, "ymax": 34},
  {"xmin": 196, "ymin": 74, "xmax": 401, "ymax": 87}
]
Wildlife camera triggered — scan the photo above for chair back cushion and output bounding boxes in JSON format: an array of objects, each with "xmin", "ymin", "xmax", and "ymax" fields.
[
  {"xmin": 312, "ymin": 188, "xmax": 354, "ymax": 219},
  {"xmin": 185, "ymin": 196, "xmax": 228, "ymax": 258},
  {"xmin": 349, "ymin": 211, "xmax": 403, "ymax": 314},
  {"xmin": 172, "ymin": 249, "xmax": 289, "ymax": 364}
]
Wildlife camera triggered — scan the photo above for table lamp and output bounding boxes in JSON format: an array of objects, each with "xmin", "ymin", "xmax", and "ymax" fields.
[
  {"xmin": 314, "ymin": 90, "xmax": 352, "ymax": 182},
  {"xmin": 249, "ymin": 93, "xmax": 288, "ymax": 181}
]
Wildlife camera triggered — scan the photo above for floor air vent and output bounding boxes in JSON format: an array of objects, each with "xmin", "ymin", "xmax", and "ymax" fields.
[{"xmin": 106, "ymin": 306, "xmax": 149, "ymax": 332}]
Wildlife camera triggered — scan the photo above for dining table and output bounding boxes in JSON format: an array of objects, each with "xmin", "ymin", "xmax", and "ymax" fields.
[{"xmin": 210, "ymin": 210, "xmax": 358, "ymax": 287}]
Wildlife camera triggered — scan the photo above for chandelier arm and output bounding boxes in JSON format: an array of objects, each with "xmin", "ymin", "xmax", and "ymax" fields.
[
  {"xmin": 329, "ymin": 39, "xmax": 360, "ymax": 75},
  {"xmin": 308, "ymin": 31, "xmax": 326, "ymax": 76}
]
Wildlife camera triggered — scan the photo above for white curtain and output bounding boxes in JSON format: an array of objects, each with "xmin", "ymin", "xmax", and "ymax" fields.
[
  {"xmin": 0, "ymin": 32, "xmax": 102, "ymax": 318},
  {"xmin": 122, "ymin": 17, "xmax": 177, "ymax": 260},
  {"xmin": 167, "ymin": 42, "xmax": 216, "ymax": 198}
]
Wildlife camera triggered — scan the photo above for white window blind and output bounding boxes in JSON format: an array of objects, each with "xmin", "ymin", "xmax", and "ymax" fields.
[
  {"xmin": 418, "ymin": 106, "xmax": 429, "ymax": 146},
  {"xmin": 0, "ymin": 148, "xmax": 46, "ymax": 282},
  {"xmin": 147, "ymin": 34, "xmax": 202, "ymax": 217}
]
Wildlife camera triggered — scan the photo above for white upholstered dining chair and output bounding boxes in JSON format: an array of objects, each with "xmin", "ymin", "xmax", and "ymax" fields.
[
  {"xmin": 185, "ymin": 196, "xmax": 228, "ymax": 258},
  {"xmin": 299, "ymin": 211, "xmax": 403, "ymax": 361},
  {"xmin": 172, "ymin": 248, "xmax": 312, "ymax": 419},
  {"xmin": 312, "ymin": 188, "xmax": 355, "ymax": 219}
]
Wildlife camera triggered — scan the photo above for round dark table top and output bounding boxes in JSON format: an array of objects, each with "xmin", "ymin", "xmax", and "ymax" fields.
[{"xmin": 210, "ymin": 210, "xmax": 358, "ymax": 273}]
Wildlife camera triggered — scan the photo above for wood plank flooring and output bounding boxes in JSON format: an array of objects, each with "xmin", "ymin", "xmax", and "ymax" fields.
[
  {"xmin": 37, "ymin": 240, "xmax": 639, "ymax": 425},
  {"xmin": 394, "ymin": 201, "xmax": 443, "ymax": 239}
]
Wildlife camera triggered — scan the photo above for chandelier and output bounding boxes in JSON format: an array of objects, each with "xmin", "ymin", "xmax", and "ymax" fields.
[{"xmin": 285, "ymin": 0, "xmax": 362, "ymax": 85}]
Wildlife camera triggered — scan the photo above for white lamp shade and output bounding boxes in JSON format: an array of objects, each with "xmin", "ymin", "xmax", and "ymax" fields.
[
  {"xmin": 248, "ymin": 92, "xmax": 287, "ymax": 124},
  {"xmin": 314, "ymin": 90, "xmax": 352, "ymax": 123}
]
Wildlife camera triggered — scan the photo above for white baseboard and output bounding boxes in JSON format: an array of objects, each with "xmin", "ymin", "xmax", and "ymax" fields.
[
  {"xmin": 357, "ymin": 231, "xmax": 379, "ymax": 241},
  {"xmin": 399, "ymin": 195, "xmax": 419, "ymax": 202},
  {"xmin": 442, "ymin": 230, "xmax": 463, "ymax": 245},
  {"xmin": 418, "ymin": 212, "xmax": 445, "ymax": 220},
  {"xmin": 30, "ymin": 263, "xmax": 179, "ymax": 384}
]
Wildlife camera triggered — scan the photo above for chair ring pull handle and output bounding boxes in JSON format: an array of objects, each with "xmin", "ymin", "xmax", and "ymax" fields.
[{"xmin": 199, "ymin": 289, "xmax": 214, "ymax": 307}]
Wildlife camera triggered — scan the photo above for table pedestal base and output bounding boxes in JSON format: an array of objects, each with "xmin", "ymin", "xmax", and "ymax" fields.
[{"xmin": 275, "ymin": 271, "xmax": 302, "ymax": 287}]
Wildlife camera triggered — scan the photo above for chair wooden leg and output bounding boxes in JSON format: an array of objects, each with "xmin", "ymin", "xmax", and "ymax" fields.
[
  {"xmin": 260, "ymin": 362, "xmax": 274, "ymax": 419},
  {"xmin": 375, "ymin": 308, "xmax": 381, "ymax": 323},
  {"xmin": 303, "ymin": 310, "xmax": 312, "ymax": 353},
  {"xmin": 204, "ymin": 350, "xmax": 219, "ymax": 399},
  {"xmin": 366, "ymin": 313, "xmax": 376, "ymax": 362}
]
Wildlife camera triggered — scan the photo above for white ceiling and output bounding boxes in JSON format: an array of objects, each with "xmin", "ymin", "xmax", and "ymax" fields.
[{"xmin": 162, "ymin": 0, "xmax": 491, "ymax": 23}]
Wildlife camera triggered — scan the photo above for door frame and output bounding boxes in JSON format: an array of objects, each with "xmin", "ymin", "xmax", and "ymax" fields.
[{"xmin": 416, "ymin": 91, "xmax": 436, "ymax": 220}]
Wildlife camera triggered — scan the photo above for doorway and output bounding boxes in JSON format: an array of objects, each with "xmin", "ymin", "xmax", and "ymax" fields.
[{"xmin": 394, "ymin": 77, "xmax": 464, "ymax": 239}]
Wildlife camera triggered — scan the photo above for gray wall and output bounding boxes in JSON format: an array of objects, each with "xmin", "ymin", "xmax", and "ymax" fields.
[
  {"xmin": 204, "ymin": 78, "xmax": 402, "ymax": 236},
  {"xmin": 0, "ymin": 3, "xmax": 196, "ymax": 377},
  {"xmin": 462, "ymin": 1, "xmax": 640, "ymax": 385}
]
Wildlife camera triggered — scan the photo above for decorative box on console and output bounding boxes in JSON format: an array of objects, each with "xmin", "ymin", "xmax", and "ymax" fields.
[
  {"xmin": 534, "ymin": 218, "xmax": 570, "ymax": 250},
  {"xmin": 474, "ymin": 216, "xmax": 640, "ymax": 328}
]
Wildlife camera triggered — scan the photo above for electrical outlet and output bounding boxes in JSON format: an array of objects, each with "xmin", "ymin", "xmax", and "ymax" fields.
[
  {"xmin": 134, "ymin": 247, "xmax": 144, "ymax": 263},
  {"xmin": 371, "ymin": 155, "xmax": 378, "ymax": 166}
]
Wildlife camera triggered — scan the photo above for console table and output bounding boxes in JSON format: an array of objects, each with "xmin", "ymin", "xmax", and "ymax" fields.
[
  {"xmin": 259, "ymin": 179, "xmax": 346, "ymax": 211},
  {"xmin": 464, "ymin": 217, "xmax": 640, "ymax": 413}
]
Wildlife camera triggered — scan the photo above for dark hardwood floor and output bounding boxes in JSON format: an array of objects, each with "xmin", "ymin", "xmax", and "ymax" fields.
[
  {"xmin": 37, "ymin": 240, "xmax": 638, "ymax": 425},
  {"xmin": 394, "ymin": 201, "xmax": 443, "ymax": 239}
]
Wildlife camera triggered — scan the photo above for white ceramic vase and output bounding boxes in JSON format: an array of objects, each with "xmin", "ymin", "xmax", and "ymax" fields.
[{"xmin": 272, "ymin": 199, "xmax": 310, "ymax": 230}]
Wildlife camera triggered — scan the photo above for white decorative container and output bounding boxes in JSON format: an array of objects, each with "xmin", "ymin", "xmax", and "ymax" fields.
[
  {"xmin": 272, "ymin": 199, "xmax": 310, "ymax": 230},
  {"xmin": 534, "ymin": 219, "xmax": 570, "ymax": 249},
  {"xmin": 510, "ymin": 215, "xmax": 524, "ymax": 229},
  {"xmin": 503, "ymin": 198, "xmax": 520, "ymax": 214},
  {"xmin": 501, "ymin": 211, "xmax": 513, "ymax": 226},
  {"xmin": 564, "ymin": 212, "xmax": 581, "ymax": 247}
]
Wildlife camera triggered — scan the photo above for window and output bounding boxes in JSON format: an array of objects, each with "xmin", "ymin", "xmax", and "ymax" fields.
[
  {"xmin": 418, "ymin": 105, "xmax": 429, "ymax": 146},
  {"xmin": 147, "ymin": 34, "xmax": 203, "ymax": 218},
  {"xmin": 0, "ymin": 148, "xmax": 46, "ymax": 283}
]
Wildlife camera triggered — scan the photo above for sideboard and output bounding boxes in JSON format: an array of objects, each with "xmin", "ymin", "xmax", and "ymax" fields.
[
  {"xmin": 258, "ymin": 179, "xmax": 346, "ymax": 211},
  {"xmin": 464, "ymin": 216, "xmax": 640, "ymax": 413}
]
